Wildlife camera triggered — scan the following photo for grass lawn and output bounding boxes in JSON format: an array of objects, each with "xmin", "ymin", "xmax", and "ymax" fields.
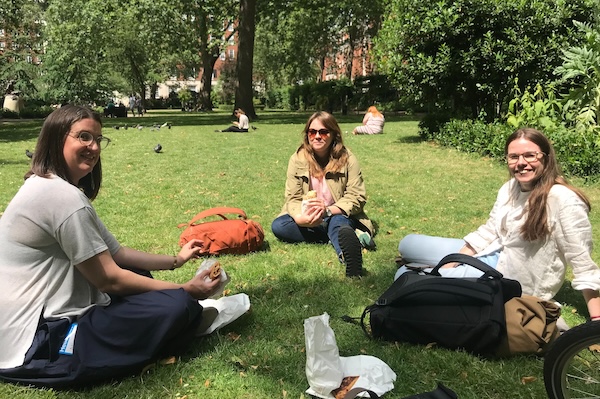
[{"xmin": 1, "ymin": 108, "xmax": 599, "ymax": 398}]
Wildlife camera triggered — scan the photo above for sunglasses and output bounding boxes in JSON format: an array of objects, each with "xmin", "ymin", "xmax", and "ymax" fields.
[{"xmin": 307, "ymin": 128, "xmax": 330, "ymax": 139}]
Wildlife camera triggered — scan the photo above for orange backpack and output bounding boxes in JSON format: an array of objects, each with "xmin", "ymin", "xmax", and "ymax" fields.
[{"xmin": 178, "ymin": 207, "xmax": 265, "ymax": 255}]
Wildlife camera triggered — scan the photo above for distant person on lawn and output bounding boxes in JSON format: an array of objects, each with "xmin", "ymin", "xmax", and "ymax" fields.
[
  {"xmin": 352, "ymin": 106, "xmax": 385, "ymax": 135},
  {"xmin": 219, "ymin": 108, "xmax": 249, "ymax": 132},
  {"xmin": 0, "ymin": 105, "xmax": 221, "ymax": 388},
  {"xmin": 396, "ymin": 127, "xmax": 600, "ymax": 322},
  {"xmin": 271, "ymin": 111, "xmax": 375, "ymax": 277}
]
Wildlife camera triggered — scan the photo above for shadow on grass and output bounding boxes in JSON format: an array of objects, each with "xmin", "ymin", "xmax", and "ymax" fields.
[
  {"xmin": 0, "ymin": 110, "xmax": 425, "ymax": 144},
  {"xmin": 393, "ymin": 135, "xmax": 423, "ymax": 144},
  {"xmin": 0, "ymin": 120, "xmax": 42, "ymax": 143},
  {"xmin": 554, "ymin": 281, "xmax": 589, "ymax": 316}
]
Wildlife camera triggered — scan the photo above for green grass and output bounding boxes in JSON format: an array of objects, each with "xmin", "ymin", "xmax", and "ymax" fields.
[{"xmin": 1, "ymin": 109, "xmax": 600, "ymax": 398}]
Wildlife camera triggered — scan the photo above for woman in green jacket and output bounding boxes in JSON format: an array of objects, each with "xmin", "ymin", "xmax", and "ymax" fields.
[{"xmin": 271, "ymin": 111, "xmax": 374, "ymax": 277}]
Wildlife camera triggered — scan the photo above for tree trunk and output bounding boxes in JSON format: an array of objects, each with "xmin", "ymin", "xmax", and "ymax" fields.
[
  {"xmin": 234, "ymin": 0, "xmax": 257, "ymax": 120},
  {"xmin": 199, "ymin": 50, "xmax": 216, "ymax": 111}
]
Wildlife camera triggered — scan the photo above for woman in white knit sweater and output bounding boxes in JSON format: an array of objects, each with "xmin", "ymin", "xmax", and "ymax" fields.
[{"xmin": 396, "ymin": 128, "xmax": 600, "ymax": 320}]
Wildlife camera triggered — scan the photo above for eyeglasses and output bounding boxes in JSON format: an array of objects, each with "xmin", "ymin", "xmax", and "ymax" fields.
[
  {"xmin": 307, "ymin": 128, "xmax": 330, "ymax": 139},
  {"xmin": 506, "ymin": 151, "xmax": 545, "ymax": 164},
  {"xmin": 68, "ymin": 131, "xmax": 111, "ymax": 149}
]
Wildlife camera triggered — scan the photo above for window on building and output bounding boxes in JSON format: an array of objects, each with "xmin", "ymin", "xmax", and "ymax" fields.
[
  {"xmin": 227, "ymin": 23, "xmax": 234, "ymax": 31},
  {"xmin": 228, "ymin": 35, "xmax": 235, "ymax": 45},
  {"xmin": 228, "ymin": 49, "xmax": 235, "ymax": 59},
  {"xmin": 220, "ymin": 52, "xmax": 226, "ymax": 60}
]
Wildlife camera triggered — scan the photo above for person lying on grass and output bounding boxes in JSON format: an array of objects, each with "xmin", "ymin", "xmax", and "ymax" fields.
[{"xmin": 0, "ymin": 105, "xmax": 221, "ymax": 389}]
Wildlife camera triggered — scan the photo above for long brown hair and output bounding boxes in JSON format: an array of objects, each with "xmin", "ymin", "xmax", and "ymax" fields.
[
  {"xmin": 505, "ymin": 128, "xmax": 590, "ymax": 241},
  {"xmin": 298, "ymin": 111, "xmax": 348, "ymax": 178},
  {"xmin": 27, "ymin": 105, "xmax": 103, "ymax": 200}
]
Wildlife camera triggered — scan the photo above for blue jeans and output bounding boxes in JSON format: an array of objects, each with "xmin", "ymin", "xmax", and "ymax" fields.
[
  {"xmin": 395, "ymin": 234, "xmax": 500, "ymax": 280},
  {"xmin": 271, "ymin": 214, "xmax": 356, "ymax": 259}
]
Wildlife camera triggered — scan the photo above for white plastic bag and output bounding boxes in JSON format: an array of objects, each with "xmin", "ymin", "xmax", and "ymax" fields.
[
  {"xmin": 305, "ymin": 313, "xmax": 345, "ymax": 396},
  {"xmin": 304, "ymin": 313, "xmax": 396, "ymax": 399},
  {"xmin": 197, "ymin": 293, "xmax": 250, "ymax": 336}
]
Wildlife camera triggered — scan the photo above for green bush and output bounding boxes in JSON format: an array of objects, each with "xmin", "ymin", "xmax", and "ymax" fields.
[
  {"xmin": 18, "ymin": 105, "xmax": 54, "ymax": 119},
  {"xmin": 432, "ymin": 119, "xmax": 600, "ymax": 180},
  {"xmin": 0, "ymin": 109, "xmax": 21, "ymax": 119}
]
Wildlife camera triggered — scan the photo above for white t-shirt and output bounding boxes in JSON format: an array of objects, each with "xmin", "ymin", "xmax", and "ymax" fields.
[
  {"xmin": 238, "ymin": 114, "xmax": 249, "ymax": 130},
  {"xmin": 0, "ymin": 175, "xmax": 120, "ymax": 368}
]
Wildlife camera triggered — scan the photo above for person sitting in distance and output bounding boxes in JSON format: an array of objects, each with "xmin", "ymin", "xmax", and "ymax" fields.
[
  {"xmin": 352, "ymin": 106, "xmax": 385, "ymax": 135},
  {"xmin": 219, "ymin": 108, "xmax": 249, "ymax": 132}
]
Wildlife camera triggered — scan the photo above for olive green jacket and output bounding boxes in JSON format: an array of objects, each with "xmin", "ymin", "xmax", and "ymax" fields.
[{"xmin": 277, "ymin": 149, "xmax": 374, "ymax": 235}]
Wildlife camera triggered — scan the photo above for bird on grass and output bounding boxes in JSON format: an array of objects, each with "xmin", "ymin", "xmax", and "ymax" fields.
[
  {"xmin": 25, "ymin": 149, "xmax": 33, "ymax": 159},
  {"xmin": 154, "ymin": 144, "xmax": 162, "ymax": 153}
]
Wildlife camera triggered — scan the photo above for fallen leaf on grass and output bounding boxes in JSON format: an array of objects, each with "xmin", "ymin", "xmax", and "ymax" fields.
[
  {"xmin": 160, "ymin": 356, "xmax": 177, "ymax": 365},
  {"xmin": 521, "ymin": 376, "xmax": 537, "ymax": 384},
  {"xmin": 589, "ymin": 344, "xmax": 600, "ymax": 352},
  {"xmin": 204, "ymin": 379, "xmax": 210, "ymax": 388},
  {"xmin": 227, "ymin": 332, "xmax": 241, "ymax": 342}
]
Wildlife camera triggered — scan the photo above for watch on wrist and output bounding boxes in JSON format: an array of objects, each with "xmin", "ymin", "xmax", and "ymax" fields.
[{"xmin": 325, "ymin": 207, "xmax": 333, "ymax": 217}]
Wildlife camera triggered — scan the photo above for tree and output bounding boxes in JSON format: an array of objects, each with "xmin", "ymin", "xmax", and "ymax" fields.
[
  {"xmin": 234, "ymin": 0, "xmax": 257, "ymax": 119},
  {"xmin": 253, "ymin": 0, "xmax": 385, "ymax": 98},
  {"xmin": 0, "ymin": 0, "xmax": 46, "ymax": 98},
  {"xmin": 42, "ymin": 0, "xmax": 117, "ymax": 104},
  {"xmin": 173, "ymin": 0, "xmax": 237, "ymax": 111},
  {"xmin": 373, "ymin": 0, "xmax": 599, "ymax": 121}
]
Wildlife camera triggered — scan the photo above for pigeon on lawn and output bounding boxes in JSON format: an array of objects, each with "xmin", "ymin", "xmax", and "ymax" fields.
[
  {"xmin": 154, "ymin": 144, "xmax": 162, "ymax": 153},
  {"xmin": 25, "ymin": 149, "xmax": 33, "ymax": 159}
]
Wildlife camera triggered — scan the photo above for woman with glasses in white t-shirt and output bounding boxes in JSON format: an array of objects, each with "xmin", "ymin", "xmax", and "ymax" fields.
[{"xmin": 0, "ymin": 105, "xmax": 221, "ymax": 388}]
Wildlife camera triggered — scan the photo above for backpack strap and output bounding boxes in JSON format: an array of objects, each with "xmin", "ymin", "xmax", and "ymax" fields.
[
  {"xmin": 360, "ymin": 305, "xmax": 375, "ymax": 339},
  {"xmin": 431, "ymin": 253, "xmax": 504, "ymax": 280},
  {"xmin": 179, "ymin": 207, "xmax": 248, "ymax": 228}
]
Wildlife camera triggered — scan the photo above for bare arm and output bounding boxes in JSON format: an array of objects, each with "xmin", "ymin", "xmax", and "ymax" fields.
[
  {"xmin": 76, "ymin": 250, "xmax": 220, "ymax": 299},
  {"xmin": 112, "ymin": 239, "xmax": 204, "ymax": 271},
  {"xmin": 583, "ymin": 289, "xmax": 600, "ymax": 320},
  {"xmin": 440, "ymin": 243, "xmax": 477, "ymax": 268}
]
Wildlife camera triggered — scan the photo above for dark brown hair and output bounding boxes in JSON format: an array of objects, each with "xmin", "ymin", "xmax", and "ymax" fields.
[
  {"xmin": 505, "ymin": 128, "xmax": 590, "ymax": 241},
  {"xmin": 297, "ymin": 111, "xmax": 348, "ymax": 178},
  {"xmin": 27, "ymin": 105, "xmax": 103, "ymax": 200}
]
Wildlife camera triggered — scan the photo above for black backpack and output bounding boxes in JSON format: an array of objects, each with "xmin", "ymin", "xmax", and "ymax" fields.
[{"xmin": 361, "ymin": 253, "xmax": 522, "ymax": 356}]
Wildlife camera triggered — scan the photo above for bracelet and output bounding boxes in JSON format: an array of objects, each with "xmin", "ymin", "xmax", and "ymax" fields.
[
  {"xmin": 591, "ymin": 316, "xmax": 600, "ymax": 321},
  {"xmin": 171, "ymin": 256, "xmax": 178, "ymax": 270}
]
